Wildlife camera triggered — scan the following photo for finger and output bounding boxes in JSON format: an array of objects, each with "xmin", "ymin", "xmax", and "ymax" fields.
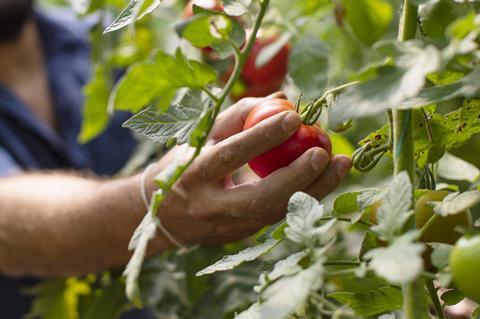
[
  {"xmin": 305, "ymin": 155, "xmax": 352, "ymax": 200},
  {"xmin": 209, "ymin": 92, "xmax": 287, "ymax": 142},
  {"xmin": 224, "ymin": 147, "xmax": 330, "ymax": 217},
  {"xmin": 187, "ymin": 111, "xmax": 301, "ymax": 181}
]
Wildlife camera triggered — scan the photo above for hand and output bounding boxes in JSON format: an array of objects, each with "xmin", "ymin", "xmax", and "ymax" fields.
[{"xmin": 151, "ymin": 93, "xmax": 352, "ymax": 247}]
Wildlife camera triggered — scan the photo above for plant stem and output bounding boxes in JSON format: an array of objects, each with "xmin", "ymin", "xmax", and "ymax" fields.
[
  {"xmin": 416, "ymin": 213, "xmax": 439, "ymax": 240},
  {"xmin": 426, "ymin": 279, "xmax": 446, "ymax": 319},
  {"xmin": 301, "ymin": 81, "xmax": 359, "ymax": 123},
  {"xmin": 320, "ymin": 216, "xmax": 373, "ymax": 228},
  {"xmin": 217, "ymin": 0, "xmax": 270, "ymax": 109},
  {"xmin": 394, "ymin": 1, "xmax": 428, "ymax": 319},
  {"xmin": 165, "ymin": 1, "xmax": 270, "ymax": 184},
  {"xmin": 202, "ymin": 88, "xmax": 220, "ymax": 103},
  {"xmin": 324, "ymin": 261, "xmax": 361, "ymax": 267}
]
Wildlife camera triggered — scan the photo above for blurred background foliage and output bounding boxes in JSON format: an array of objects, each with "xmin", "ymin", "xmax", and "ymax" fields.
[{"xmin": 29, "ymin": 0, "xmax": 480, "ymax": 318}]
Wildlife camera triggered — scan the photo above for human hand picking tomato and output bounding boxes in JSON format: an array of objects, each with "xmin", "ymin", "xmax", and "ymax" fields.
[
  {"xmin": 243, "ymin": 98, "xmax": 332, "ymax": 178},
  {"xmin": 147, "ymin": 93, "xmax": 351, "ymax": 246}
]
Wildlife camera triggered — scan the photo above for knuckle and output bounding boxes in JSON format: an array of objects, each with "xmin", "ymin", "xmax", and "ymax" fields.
[
  {"xmin": 250, "ymin": 197, "xmax": 274, "ymax": 215},
  {"xmin": 217, "ymin": 142, "xmax": 239, "ymax": 166}
]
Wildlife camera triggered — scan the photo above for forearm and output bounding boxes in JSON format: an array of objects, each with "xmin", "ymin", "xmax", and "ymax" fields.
[{"xmin": 0, "ymin": 169, "xmax": 168, "ymax": 278}]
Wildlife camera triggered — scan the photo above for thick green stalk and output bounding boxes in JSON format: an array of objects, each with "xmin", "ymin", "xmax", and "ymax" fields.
[{"xmin": 394, "ymin": 1, "xmax": 429, "ymax": 319}]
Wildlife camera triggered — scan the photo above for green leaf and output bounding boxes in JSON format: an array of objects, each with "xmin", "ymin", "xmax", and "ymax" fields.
[
  {"xmin": 360, "ymin": 231, "xmax": 381, "ymax": 259},
  {"xmin": 427, "ymin": 190, "xmax": 480, "ymax": 217},
  {"xmin": 288, "ymin": 35, "xmax": 329, "ymax": 99},
  {"xmin": 123, "ymin": 90, "xmax": 210, "ymax": 146},
  {"xmin": 112, "ymin": 50, "xmax": 217, "ymax": 112},
  {"xmin": 361, "ymin": 98, "xmax": 480, "ymax": 168},
  {"xmin": 223, "ymin": 0, "xmax": 252, "ymax": 16},
  {"xmin": 236, "ymin": 261, "xmax": 324, "ymax": 319},
  {"xmin": 334, "ymin": 192, "xmax": 359, "ymax": 215},
  {"xmin": 329, "ymin": 42, "xmax": 441, "ymax": 127},
  {"xmin": 357, "ymin": 188, "xmax": 387, "ymax": 211},
  {"xmin": 441, "ymin": 289, "xmax": 465, "ymax": 306},
  {"xmin": 420, "ymin": 0, "xmax": 466, "ymax": 40},
  {"xmin": 154, "ymin": 146, "xmax": 194, "ymax": 190},
  {"xmin": 285, "ymin": 192, "xmax": 335, "ymax": 245},
  {"xmin": 401, "ymin": 70, "xmax": 480, "ymax": 109},
  {"xmin": 189, "ymin": 106, "xmax": 215, "ymax": 148},
  {"xmin": 341, "ymin": 0, "xmax": 393, "ymax": 46},
  {"xmin": 256, "ymin": 220, "xmax": 287, "ymax": 243},
  {"xmin": 269, "ymin": 251, "xmax": 306, "ymax": 278},
  {"xmin": 124, "ymin": 207, "xmax": 160, "ymax": 304},
  {"xmin": 78, "ymin": 66, "xmax": 110, "ymax": 143},
  {"xmin": 196, "ymin": 239, "xmax": 279, "ymax": 277},
  {"xmin": 104, "ymin": 0, "xmax": 162, "ymax": 34},
  {"xmin": 429, "ymin": 243, "xmax": 452, "ymax": 270},
  {"xmin": 329, "ymin": 286, "xmax": 402, "ymax": 317},
  {"xmin": 371, "ymin": 172, "xmax": 413, "ymax": 241},
  {"xmin": 438, "ymin": 152, "xmax": 480, "ymax": 182},
  {"xmin": 364, "ymin": 232, "xmax": 425, "ymax": 284},
  {"xmin": 446, "ymin": 11, "xmax": 477, "ymax": 39},
  {"xmin": 176, "ymin": 11, "xmax": 245, "ymax": 59}
]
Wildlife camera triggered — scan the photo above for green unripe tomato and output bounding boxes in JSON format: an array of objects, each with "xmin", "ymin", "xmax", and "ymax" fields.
[
  {"xmin": 369, "ymin": 190, "xmax": 471, "ymax": 245},
  {"xmin": 449, "ymin": 235, "xmax": 480, "ymax": 303},
  {"xmin": 415, "ymin": 190, "xmax": 472, "ymax": 245}
]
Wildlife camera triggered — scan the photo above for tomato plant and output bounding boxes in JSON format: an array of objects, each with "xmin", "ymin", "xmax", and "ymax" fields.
[
  {"xmin": 243, "ymin": 98, "xmax": 331, "ymax": 177},
  {"xmin": 32, "ymin": 0, "xmax": 480, "ymax": 319},
  {"xmin": 450, "ymin": 235, "xmax": 480, "ymax": 303}
]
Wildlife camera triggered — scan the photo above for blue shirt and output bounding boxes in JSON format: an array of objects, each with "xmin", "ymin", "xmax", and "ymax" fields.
[{"xmin": 0, "ymin": 10, "xmax": 144, "ymax": 318}]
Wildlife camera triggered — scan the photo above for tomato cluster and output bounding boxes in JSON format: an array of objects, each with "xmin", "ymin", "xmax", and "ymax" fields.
[
  {"xmin": 243, "ymin": 99, "xmax": 332, "ymax": 178},
  {"xmin": 183, "ymin": 1, "xmax": 290, "ymax": 101}
]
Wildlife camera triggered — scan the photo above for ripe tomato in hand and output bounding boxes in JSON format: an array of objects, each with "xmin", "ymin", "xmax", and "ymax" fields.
[
  {"xmin": 450, "ymin": 235, "xmax": 480, "ymax": 303},
  {"xmin": 243, "ymin": 99, "xmax": 332, "ymax": 178},
  {"xmin": 231, "ymin": 38, "xmax": 290, "ymax": 101}
]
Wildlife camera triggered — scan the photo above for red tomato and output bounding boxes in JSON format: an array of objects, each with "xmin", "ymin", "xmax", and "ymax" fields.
[
  {"xmin": 243, "ymin": 99, "xmax": 332, "ymax": 178},
  {"xmin": 242, "ymin": 38, "xmax": 290, "ymax": 85},
  {"xmin": 183, "ymin": 0, "xmax": 223, "ymax": 18},
  {"xmin": 231, "ymin": 38, "xmax": 290, "ymax": 101}
]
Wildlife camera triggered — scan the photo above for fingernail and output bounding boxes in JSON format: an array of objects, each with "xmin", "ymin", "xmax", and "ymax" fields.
[
  {"xmin": 337, "ymin": 157, "xmax": 352, "ymax": 177},
  {"xmin": 282, "ymin": 112, "xmax": 300, "ymax": 131},
  {"xmin": 268, "ymin": 91, "xmax": 285, "ymax": 99},
  {"xmin": 310, "ymin": 148, "xmax": 328, "ymax": 172}
]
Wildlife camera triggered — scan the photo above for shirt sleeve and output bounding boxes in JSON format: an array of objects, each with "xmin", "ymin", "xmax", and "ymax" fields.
[{"xmin": 0, "ymin": 148, "xmax": 20, "ymax": 177}]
